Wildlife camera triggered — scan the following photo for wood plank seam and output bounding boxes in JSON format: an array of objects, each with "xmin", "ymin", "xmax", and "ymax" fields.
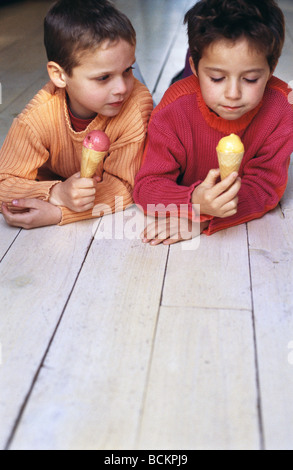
[
  {"xmin": 0, "ymin": 229, "xmax": 22, "ymax": 263},
  {"xmin": 134, "ymin": 245, "xmax": 171, "ymax": 448},
  {"xmin": 245, "ymin": 224, "xmax": 265, "ymax": 450}
]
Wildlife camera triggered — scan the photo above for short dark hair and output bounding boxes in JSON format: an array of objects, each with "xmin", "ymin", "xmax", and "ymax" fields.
[
  {"xmin": 44, "ymin": 0, "xmax": 136, "ymax": 76},
  {"xmin": 184, "ymin": 0, "xmax": 285, "ymax": 72}
]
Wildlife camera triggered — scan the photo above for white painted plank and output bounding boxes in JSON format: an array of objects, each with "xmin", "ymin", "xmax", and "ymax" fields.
[
  {"xmin": 275, "ymin": 1, "xmax": 293, "ymax": 83},
  {"xmin": 9, "ymin": 209, "xmax": 169, "ymax": 450},
  {"xmin": 0, "ymin": 29, "xmax": 47, "ymax": 113},
  {"xmin": 0, "ymin": 2, "xmax": 50, "ymax": 114},
  {"xmin": 248, "ymin": 208, "xmax": 293, "ymax": 450},
  {"xmin": 152, "ymin": 21, "xmax": 189, "ymax": 104},
  {"xmin": 138, "ymin": 306, "xmax": 260, "ymax": 450},
  {"xmin": 0, "ymin": 220, "xmax": 95, "ymax": 450},
  {"xmin": 113, "ymin": 0, "xmax": 194, "ymax": 93},
  {"xmin": 0, "ymin": 215, "xmax": 21, "ymax": 261},
  {"xmin": 0, "ymin": 1, "xmax": 51, "ymax": 47},
  {"xmin": 0, "ymin": 69, "xmax": 49, "ymax": 146},
  {"xmin": 162, "ymin": 224, "xmax": 252, "ymax": 310},
  {"xmin": 280, "ymin": 161, "xmax": 293, "ymax": 216}
]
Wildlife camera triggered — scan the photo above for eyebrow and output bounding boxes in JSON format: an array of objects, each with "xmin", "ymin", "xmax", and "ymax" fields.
[{"xmin": 204, "ymin": 67, "xmax": 265, "ymax": 74}]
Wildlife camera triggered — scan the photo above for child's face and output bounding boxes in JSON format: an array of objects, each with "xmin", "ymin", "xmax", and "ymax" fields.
[
  {"xmin": 65, "ymin": 39, "xmax": 136, "ymax": 119},
  {"xmin": 193, "ymin": 38, "xmax": 272, "ymax": 121}
]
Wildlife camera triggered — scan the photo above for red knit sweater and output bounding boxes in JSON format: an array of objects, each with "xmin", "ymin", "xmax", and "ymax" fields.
[{"xmin": 133, "ymin": 75, "xmax": 293, "ymax": 235}]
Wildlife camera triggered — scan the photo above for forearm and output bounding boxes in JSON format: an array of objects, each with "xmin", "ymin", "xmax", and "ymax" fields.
[
  {"xmin": 0, "ymin": 117, "xmax": 59, "ymax": 205},
  {"xmin": 134, "ymin": 175, "xmax": 200, "ymax": 218},
  {"xmin": 0, "ymin": 176, "xmax": 61, "ymax": 206},
  {"xmin": 205, "ymin": 178, "xmax": 286, "ymax": 235},
  {"xmin": 58, "ymin": 174, "xmax": 133, "ymax": 225}
]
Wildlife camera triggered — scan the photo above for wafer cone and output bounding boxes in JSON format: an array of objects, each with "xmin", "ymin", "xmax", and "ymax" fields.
[
  {"xmin": 217, "ymin": 150, "xmax": 244, "ymax": 180},
  {"xmin": 80, "ymin": 130, "xmax": 110, "ymax": 178},
  {"xmin": 80, "ymin": 147, "xmax": 107, "ymax": 178}
]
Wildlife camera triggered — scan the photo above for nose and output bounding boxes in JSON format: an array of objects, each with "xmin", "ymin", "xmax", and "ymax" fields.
[
  {"xmin": 225, "ymin": 79, "xmax": 242, "ymax": 100},
  {"xmin": 112, "ymin": 76, "xmax": 128, "ymax": 96}
]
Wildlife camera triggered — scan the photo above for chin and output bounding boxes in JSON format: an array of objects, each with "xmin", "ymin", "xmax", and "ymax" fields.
[
  {"xmin": 218, "ymin": 111, "xmax": 246, "ymax": 121},
  {"xmin": 223, "ymin": 115, "xmax": 244, "ymax": 121},
  {"xmin": 101, "ymin": 109, "xmax": 121, "ymax": 118}
]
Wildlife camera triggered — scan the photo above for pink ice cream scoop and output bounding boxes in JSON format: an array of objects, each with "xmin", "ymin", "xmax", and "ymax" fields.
[{"xmin": 81, "ymin": 130, "xmax": 110, "ymax": 178}]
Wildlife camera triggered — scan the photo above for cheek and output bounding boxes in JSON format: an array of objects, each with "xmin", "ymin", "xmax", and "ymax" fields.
[
  {"xmin": 83, "ymin": 83, "xmax": 109, "ymax": 103},
  {"xmin": 123, "ymin": 76, "xmax": 135, "ymax": 98},
  {"xmin": 200, "ymin": 80, "xmax": 219, "ymax": 105},
  {"xmin": 246, "ymin": 85, "xmax": 266, "ymax": 104}
]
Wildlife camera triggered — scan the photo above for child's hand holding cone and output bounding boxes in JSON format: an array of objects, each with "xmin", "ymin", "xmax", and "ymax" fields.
[{"xmin": 191, "ymin": 133, "xmax": 243, "ymax": 219}]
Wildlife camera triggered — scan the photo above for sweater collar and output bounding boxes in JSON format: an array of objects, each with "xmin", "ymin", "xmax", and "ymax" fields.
[
  {"xmin": 59, "ymin": 87, "xmax": 109, "ymax": 139},
  {"xmin": 191, "ymin": 75, "xmax": 263, "ymax": 133}
]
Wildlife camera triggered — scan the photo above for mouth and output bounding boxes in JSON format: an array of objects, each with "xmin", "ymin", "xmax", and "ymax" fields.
[
  {"xmin": 108, "ymin": 100, "xmax": 124, "ymax": 108},
  {"xmin": 221, "ymin": 105, "xmax": 244, "ymax": 112}
]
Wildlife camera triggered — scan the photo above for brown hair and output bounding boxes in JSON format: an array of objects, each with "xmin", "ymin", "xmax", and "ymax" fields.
[
  {"xmin": 184, "ymin": 0, "xmax": 285, "ymax": 72},
  {"xmin": 44, "ymin": 0, "xmax": 136, "ymax": 76}
]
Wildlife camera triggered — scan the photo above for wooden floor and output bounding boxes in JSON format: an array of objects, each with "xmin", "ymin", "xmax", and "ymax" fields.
[{"xmin": 1, "ymin": 0, "xmax": 293, "ymax": 450}]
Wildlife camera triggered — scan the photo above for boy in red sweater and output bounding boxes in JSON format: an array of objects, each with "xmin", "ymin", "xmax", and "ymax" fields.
[{"xmin": 134, "ymin": 0, "xmax": 293, "ymax": 245}]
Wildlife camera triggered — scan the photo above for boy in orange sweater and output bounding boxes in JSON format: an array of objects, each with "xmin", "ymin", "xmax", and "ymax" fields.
[{"xmin": 0, "ymin": 0, "xmax": 153, "ymax": 229}]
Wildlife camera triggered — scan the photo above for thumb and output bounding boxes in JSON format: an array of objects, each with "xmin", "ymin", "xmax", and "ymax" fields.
[
  {"xmin": 12, "ymin": 198, "xmax": 39, "ymax": 210},
  {"xmin": 93, "ymin": 175, "xmax": 102, "ymax": 183},
  {"xmin": 203, "ymin": 169, "xmax": 221, "ymax": 187}
]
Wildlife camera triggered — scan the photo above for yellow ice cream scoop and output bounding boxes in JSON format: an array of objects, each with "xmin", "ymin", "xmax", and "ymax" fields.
[
  {"xmin": 216, "ymin": 134, "xmax": 244, "ymax": 180},
  {"xmin": 216, "ymin": 133, "xmax": 244, "ymax": 154}
]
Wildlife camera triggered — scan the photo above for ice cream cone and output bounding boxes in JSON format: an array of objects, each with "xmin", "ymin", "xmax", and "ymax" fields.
[
  {"xmin": 81, "ymin": 147, "xmax": 107, "ymax": 178},
  {"xmin": 217, "ymin": 150, "xmax": 244, "ymax": 180},
  {"xmin": 216, "ymin": 134, "xmax": 244, "ymax": 180},
  {"xmin": 80, "ymin": 130, "xmax": 110, "ymax": 178}
]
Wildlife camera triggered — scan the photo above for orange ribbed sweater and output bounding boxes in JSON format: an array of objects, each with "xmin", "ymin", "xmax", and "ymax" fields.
[{"xmin": 0, "ymin": 79, "xmax": 153, "ymax": 225}]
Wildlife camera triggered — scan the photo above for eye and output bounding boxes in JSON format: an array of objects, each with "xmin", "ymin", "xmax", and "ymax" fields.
[
  {"xmin": 125, "ymin": 66, "xmax": 135, "ymax": 74},
  {"xmin": 244, "ymin": 78, "xmax": 259, "ymax": 83},
  {"xmin": 210, "ymin": 77, "xmax": 224, "ymax": 83},
  {"xmin": 211, "ymin": 77, "xmax": 224, "ymax": 83},
  {"xmin": 97, "ymin": 74, "xmax": 110, "ymax": 82}
]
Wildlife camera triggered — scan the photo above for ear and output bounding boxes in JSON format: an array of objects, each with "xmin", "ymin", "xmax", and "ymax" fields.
[
  {"xmin": 269, "ymin": 61, "xmax": 278, "ymax": 78},
  {"xmin": 47, "ymin": 61, "xmax": 67, "ymax": 88},
  {"xmin": 189, "ymin": 56, "xmax": 198, "ymax": 77}
]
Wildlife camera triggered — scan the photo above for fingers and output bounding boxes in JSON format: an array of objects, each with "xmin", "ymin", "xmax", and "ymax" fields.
[
  {"xmin": 74, "ymin": 199, "xmax": 95, "ymax": 212},
  {"xmin": 219, "ymin": 197, "xmax": 239, "ymax": 218},
  {"xmin": 69, "ymin": 176, "xmax": 98, "ymax": 211},
  {"xmin": 203, "ymin": 168, "xmax": 221, "ymax": 187},
  {"xmin": 141, "ymin": 218, "xmax": 194, "ymax": 246},
  {"xmin": 209, "ymin": 172, "xmax": 239, "ymax": 198},
  {"xmin": 78, "ymin": 177, "xmax": 98, "ymax": 189},
  {"xmin": 93, "ymin": 175, "xmax": 102, "ymax": 183},
  {"xmin": 77, "ymin": 172, "xmax": 102, "ymax": 184},
  {"xmin": 9, "ymin": 198, "xmax": 41, "ymax": 210},
  {"xmin": 216, "ymin": 177, "xmax": 241, "ymax": 209},
  {"xmin": 141, "ymin": 219, "xmax": 167, "ymax": 245},
  {"xmin": 2, "ymin": 202, "xmax": 33, "ymax": 228}
]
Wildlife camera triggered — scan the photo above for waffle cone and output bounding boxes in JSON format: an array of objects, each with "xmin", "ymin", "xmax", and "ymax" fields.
[
  {"xmin": 80, "ymin": 147, "xmax": 107, "ymax": 178},
  {"xmin": 217, "ymin": 151, "xmax": 244, "ymax": 180}
]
